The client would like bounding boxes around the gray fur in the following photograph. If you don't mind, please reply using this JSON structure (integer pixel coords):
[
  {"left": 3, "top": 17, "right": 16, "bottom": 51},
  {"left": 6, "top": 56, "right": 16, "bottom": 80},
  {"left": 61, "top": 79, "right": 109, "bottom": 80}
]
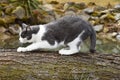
[
  {"left": 18, "top": 15, "right": 96, "bottom": 53},
  {"left": 20, "top": 25, "right": 40, "bottom": 40},
  {"left": 42, "top": 15, "right": 96, "bottom": 52}
]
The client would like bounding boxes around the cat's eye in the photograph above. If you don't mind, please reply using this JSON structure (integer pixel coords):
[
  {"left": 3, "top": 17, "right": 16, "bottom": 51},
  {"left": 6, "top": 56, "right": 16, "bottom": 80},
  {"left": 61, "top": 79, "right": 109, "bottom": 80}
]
[{"left": 21, "top": 31, "right": 27, "bottom": 38}]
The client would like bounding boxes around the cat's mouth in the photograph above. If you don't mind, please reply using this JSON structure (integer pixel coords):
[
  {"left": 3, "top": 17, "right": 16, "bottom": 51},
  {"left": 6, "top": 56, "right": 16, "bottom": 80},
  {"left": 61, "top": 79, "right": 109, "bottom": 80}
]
[{"left": 19, "top": 37, "right": 27, "bottom": 43}]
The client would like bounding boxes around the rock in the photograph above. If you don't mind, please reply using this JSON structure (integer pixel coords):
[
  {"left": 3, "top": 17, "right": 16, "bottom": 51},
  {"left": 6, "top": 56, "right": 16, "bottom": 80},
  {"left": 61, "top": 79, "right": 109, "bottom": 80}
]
[
  {"left": 4, "top": 16, "right": 16, "bottom": 24},
  {"left": 64, "top": 10, "right": 76, "bottom": 16},
  {"left": 112, "top": 32, "right": 117, "bottom": 37},
  {"left": 114, "top": 4, "right": 120, "bottom": 9},
  {"left": 112, "top": 48, "right": 119, "bottom": 53},
  {"left": 0, "top": 18, "right": 5, "bottom": 25},
  {"left": 78, "top": 12, "right": 90, "bottom": 21},
  {"left": 74, "top": 2, "right": 86, "bottom": 9},
  {"left": 0, "top": 26, "right": 6, "bottom": 33},
  {"left": 91, "top": 11, "right": 100, "bottom": 17},
  {"left": 83, "top": 8, "right": 94, "bottom": 14},
  {"left": 114, "top": 4, "right": 120, "bottom": 13},
  {"left": 115, "top": 13, "right": 120, "bottom": 20},
  {"left": 96, "top": 40, "right": 102, "bottom": 44},
  {"left": 116, "top": 34, "right": 120, "bottom": 41},
  {"left": 100, "top": 13, "right": 115, "bottom": 23},
  {"left": 38, "top": 14, "right": 55, "bottom": 23},
  {"left": 49, "top": 1, "right": 59, "bottom": 4},
  {"left": 40, "top": 4, "right": 54, "bottom": 11},
  {"left": 0, "top": 0, "right": 8, "bottom": 3},
  {"left": 63, "top": 3, "right": 71, "bottom": 11},
  {"left": 12, "top": 6, "right": 25, "bottom": 19},
  {"left": 93, "top": 25, "right": 103, "bottom": 32},
  {"left": 88, "top": 2, "right": 96, "bottom": 6},
  {"left": 8, "top": 24, "right": 19, "bottom": 35},
  {"left": 5, "top": 4, "right": 14, "bottom": 14},
  {"left": 54, "top": 11, "right": 63, "bottom": 19},
  {"left": 89, "top": 17, "right": 100, "bottom": 25},
  {"left": 63, "top": 2, "right": 75, "bottom": 11},
  {"left": 94, "top": 6, "right": 106, "bottom": 11},
  {"left": 103, "top": 27, "right": 109, "bottom": 33},
  {"left": 0, "top": 33, "right": 10, "bottom": 40},
  {"left": 118, "top": 20, "right": 120, "bottom": 26}
]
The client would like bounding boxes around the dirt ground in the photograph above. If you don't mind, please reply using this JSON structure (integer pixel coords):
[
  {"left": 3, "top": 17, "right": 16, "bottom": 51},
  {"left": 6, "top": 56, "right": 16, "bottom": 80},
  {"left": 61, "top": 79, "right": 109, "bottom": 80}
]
[{"left": 0, "top": 50, "right": 120, "bottom": 80}]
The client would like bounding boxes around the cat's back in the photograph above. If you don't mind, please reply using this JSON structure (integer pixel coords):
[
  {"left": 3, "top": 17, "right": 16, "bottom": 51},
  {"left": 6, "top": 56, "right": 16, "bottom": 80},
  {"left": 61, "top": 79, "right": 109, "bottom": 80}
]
[
  {"left": 55, "top": 15, "right": 84, "bottom": 26},
  {"left": 45, "top": 15, "right": 91, "bottom": 31}
]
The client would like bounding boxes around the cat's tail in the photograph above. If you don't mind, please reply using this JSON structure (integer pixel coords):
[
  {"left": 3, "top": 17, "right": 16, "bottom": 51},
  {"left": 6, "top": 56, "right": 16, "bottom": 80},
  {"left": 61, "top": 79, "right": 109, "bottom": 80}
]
[{"left": 89, "top": 28, "right": 96, "bottom": 53}]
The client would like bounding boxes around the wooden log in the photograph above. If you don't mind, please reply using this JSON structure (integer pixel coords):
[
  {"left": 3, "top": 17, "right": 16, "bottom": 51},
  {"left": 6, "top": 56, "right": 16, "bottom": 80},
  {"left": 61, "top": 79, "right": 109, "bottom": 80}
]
[{"left": 0, "top": 50, "right": 120, "bottom": 80}]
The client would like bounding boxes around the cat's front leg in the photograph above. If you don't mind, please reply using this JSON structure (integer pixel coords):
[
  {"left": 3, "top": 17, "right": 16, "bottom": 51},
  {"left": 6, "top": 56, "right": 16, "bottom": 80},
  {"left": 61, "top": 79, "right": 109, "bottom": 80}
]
[
  {"left": 17, "top": 47, "right": 28, "bottom": 52},
  {"left": 17, "top": 43, "right": 39, "bottom": 52},
  {"left": 17, "top": 41, "right": 58, "bottom": 52}
]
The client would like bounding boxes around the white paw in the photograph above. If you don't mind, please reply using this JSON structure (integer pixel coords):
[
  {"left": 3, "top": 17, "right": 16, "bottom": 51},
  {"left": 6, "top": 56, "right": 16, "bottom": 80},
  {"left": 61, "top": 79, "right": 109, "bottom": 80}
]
[
  {"left": 59, "top": 49, "right": 79, "bottom": 55},
  {"left": 59, "top": 49, "right": 72, "bottom": 55},
  {"left": 17, "top": 47, "right": 27, "bottom": 52}
]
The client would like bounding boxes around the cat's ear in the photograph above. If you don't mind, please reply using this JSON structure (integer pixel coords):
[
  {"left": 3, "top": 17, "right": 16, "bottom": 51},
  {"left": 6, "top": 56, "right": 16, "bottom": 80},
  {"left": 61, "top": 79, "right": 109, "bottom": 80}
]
[
  {"left": 22, "top": 23, "right": 28, "bottom": 28},
  {"left": 18, "top": 23, "right": 28, "bottom": 32}
]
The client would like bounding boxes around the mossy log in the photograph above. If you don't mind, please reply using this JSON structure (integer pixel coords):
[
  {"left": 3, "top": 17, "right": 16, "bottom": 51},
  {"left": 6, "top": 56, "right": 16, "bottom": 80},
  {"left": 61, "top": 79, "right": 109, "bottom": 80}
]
[{"left": 0, "top": 50, "right": 120, "bottom": 80}]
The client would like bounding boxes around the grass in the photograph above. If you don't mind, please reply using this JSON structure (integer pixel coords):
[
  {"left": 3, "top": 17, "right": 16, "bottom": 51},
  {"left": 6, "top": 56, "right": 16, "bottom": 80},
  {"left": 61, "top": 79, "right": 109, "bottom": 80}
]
[{"left": 39, "top": 0, "right": 120, "bottom": 6}]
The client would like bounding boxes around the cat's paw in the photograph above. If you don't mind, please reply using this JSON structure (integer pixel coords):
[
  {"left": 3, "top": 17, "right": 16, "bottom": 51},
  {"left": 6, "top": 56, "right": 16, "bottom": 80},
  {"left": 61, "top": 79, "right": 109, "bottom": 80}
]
[
  {"left": 17, "top": 47, "right": 27, "bottom": 52},
  {"left": 59, "top": 49, "right": 79, "bottom": 55},
  {"left": 59, "top": 49, "right": 72, "bottom": 55}
]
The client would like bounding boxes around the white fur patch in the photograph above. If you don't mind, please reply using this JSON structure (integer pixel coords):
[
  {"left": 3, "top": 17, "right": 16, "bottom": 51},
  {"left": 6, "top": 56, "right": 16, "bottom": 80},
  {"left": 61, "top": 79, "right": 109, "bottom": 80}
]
[{"left": 59, "top": 30, "right": 85, "bottom": 55}]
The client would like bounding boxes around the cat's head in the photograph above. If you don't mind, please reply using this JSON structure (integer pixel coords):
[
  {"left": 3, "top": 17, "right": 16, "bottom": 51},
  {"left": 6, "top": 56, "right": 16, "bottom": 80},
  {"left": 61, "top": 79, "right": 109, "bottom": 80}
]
[
  {"left": 15, "top": 19, "right": 39, "bottom": 43},
  {"left": 18, "top": 23, "right": 34, "bottom": 43}
]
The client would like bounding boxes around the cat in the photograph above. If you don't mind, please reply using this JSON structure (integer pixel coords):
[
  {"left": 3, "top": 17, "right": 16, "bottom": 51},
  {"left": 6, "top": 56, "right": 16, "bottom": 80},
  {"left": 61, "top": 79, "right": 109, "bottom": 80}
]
[{"left": 16, "top": 15, "right": 96, "bottom": 55}]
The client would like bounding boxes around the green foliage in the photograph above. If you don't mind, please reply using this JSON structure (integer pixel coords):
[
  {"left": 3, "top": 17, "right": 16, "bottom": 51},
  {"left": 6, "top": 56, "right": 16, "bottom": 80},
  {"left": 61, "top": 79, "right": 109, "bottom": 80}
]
[{"left": 9, "top": 0, "right": 40, "bottom": 17}]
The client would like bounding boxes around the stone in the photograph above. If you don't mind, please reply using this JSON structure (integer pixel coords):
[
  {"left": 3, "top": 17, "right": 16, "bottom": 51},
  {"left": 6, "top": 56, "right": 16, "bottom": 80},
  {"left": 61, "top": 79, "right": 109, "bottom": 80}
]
[
  {"left": 63, "top": 3, "right": 71, "bottom": 11},
  {"left": 83, "top": 8, "right": 94, "bottom": 14},
  {"left": 88, "top": 2, "right": 96, "bottom": 6},
  {"left": 114, "top": 4, "right": 120, "bottom": 9},
  {"left": 115, "top": 13, "right": 120, "bottom": 20},
  {"left": 40, "top": 4, "right": 54, "bottom": 11},
  {"left": 96, "top": 40, "right": 102, "bottom": 44},
  {"left": 0, "top": 18, "right": 5, "bottom": 25},
  {"left": 118, "top": 20, "right": 120, "bottom": 26},
  {"left": 63, "top": 2, "right": 75, "bottom": 11},
  {"left": 74, "top": 2, "right": 86, "bottom": 9},
  {"left": 0, "top": 26, "right": 6, "bottom": 33},
  {"left": 8, "top": 24, "right": 19, "bottom": 35},
  {"left": 0, "top": 33, "right": 10, "bottom": 40},
  {"left": 78, "top": 12, "right": 90, "bottom": 21},
  {"left": 116, "top": 34, "right": 120, "bottom": 41},
  {"left": 49, "top": 1, "right": 59, "bottom": 4},
  {"left": 100, "top": 13, "right": 115, "bottom": 22},
  {"left": 112, "top": 32, "right": 117, "bottom": 37},
  {"left": 12, "top": 6, "right": 25, "bottom": 19},
  {"left": 94, "top": 6, "right": 106, "bottom": 11},
  {"left": 5, "top": 4, "right": 14, "bottom": 14},
  {"left": 112, "top": 48, "right": 119, "bottom": 53},
  {"left": 64, "top": 10, "right": 76, "bottom": 16},
  {"left": 4, "top": 16, "right": 16, "bottom": 24},
  {"left": 38, "top": 14, "right": 55, "bottom": 23},
  {"left": 0, "top": 0, "right": 8, "bottom": 3},
  {"left": 93, "top": 25, "right": 103, "bottom": 32}
]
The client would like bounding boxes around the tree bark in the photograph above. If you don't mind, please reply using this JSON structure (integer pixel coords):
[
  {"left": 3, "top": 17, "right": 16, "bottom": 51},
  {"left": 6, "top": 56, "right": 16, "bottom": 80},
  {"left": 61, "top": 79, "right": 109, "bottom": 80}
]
[{"left": 0, "top": 50, "right": 120, "bottom": 80}]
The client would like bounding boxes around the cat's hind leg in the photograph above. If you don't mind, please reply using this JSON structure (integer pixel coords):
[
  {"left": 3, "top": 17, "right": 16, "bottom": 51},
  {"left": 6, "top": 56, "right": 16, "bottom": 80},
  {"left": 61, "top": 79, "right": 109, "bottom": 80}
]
[
  {"left": 59, "top": 39, "right": 82, "bottom": 55},
  {"left": 59, "top": 46, "right": 79, "bottom": 55}
]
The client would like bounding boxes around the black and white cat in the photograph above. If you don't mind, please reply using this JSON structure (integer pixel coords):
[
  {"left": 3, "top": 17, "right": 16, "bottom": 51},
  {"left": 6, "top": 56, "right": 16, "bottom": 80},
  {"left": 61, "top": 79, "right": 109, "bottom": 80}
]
[{"left": 16, "top": 15, "right": 96, "bottom": 55}]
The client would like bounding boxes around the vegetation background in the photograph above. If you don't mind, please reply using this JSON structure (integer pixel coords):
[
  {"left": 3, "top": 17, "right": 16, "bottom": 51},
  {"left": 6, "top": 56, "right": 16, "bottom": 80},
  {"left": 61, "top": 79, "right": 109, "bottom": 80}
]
[{"left": 39, "top": 0, "right": 120, "bottom": 6}]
